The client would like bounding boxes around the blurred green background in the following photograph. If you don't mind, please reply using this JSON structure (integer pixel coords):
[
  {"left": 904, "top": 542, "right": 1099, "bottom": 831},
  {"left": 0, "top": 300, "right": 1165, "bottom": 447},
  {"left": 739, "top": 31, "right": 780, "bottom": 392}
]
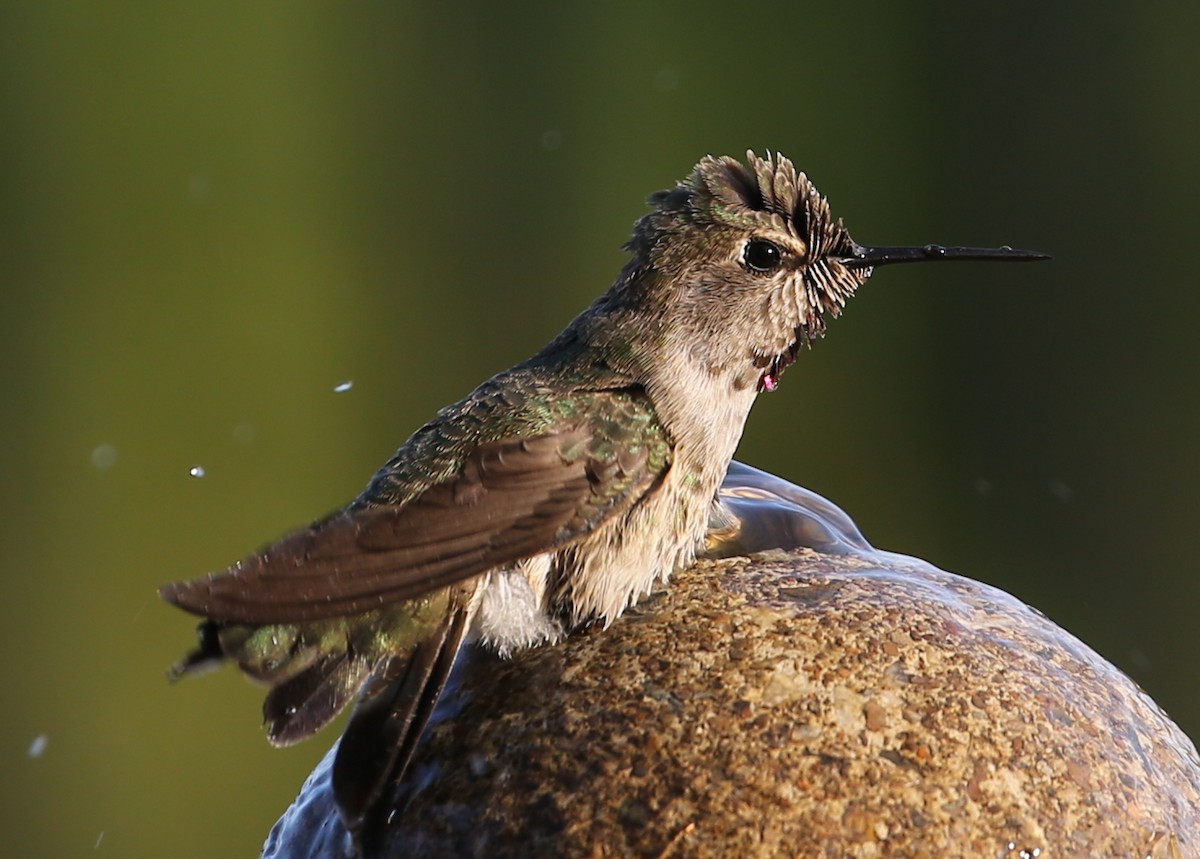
[{"left": 3, "top": 2, "right": 1198, "bottom": 856}]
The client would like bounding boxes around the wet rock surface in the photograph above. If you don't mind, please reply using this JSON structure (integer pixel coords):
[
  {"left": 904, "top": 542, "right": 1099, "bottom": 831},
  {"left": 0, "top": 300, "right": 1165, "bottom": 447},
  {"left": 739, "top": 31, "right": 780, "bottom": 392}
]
[{"left": 263, "top": 546, "right": 1200, "bottom": 858}]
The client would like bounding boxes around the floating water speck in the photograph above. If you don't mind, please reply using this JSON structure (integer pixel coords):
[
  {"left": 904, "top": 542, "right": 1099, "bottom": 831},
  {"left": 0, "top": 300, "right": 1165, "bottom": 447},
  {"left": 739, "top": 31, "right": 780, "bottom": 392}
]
[
  {"left": 94, "top": 831, "right": 104, "bottom": 849},
  {"left": 90, "top": 444, "right": 118, "bottom": 470},
  {"left": 28, "top": 734, "right": 48, "bottom": 758},
  {"left": 1049, "top": 479, "right": 1074, "bottom": 502},
  {"left": 187, "top": 171, "right": 211, "bottom": 202},
  {"left": 333, "top": 380, "right": 354, "bottom": 394},
  {"left": 655, "top": 68, "right": 680, "bottom": 92},
  {"left": 189, "top": 466, "right": 206, "bottom": 478},
  {"left": 232, "top": 422, "right": 255, "bottom": 445}
]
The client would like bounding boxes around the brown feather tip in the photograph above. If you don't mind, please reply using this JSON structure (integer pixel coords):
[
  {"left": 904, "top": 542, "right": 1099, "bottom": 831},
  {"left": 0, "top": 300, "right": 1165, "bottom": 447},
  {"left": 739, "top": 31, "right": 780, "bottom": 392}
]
[{"left": 158, "top": 578, "right": 211, "bottom": 615}]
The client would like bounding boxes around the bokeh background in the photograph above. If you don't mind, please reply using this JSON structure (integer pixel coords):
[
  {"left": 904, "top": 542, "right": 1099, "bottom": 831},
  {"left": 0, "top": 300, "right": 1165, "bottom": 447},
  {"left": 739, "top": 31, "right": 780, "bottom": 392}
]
[{"left": 3, "top": 3, "right": 1198, "bottom": 856}]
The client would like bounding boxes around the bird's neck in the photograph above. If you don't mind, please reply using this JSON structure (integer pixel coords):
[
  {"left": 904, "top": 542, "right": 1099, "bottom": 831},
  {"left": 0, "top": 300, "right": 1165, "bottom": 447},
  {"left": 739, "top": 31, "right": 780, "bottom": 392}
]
[
  {"left": 535, "top": 299, "right": 761, "bottom": 487},
  {"left": 646, "top": 356, "right": 759, "bottom": 489}
]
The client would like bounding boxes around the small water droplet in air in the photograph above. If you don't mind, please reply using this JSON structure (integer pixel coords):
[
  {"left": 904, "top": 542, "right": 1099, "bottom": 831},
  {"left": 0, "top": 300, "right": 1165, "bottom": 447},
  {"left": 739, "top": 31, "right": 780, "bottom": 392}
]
[
  {"left": 655, "top": 68, "right": 680, "bottom": 91},
  {"left": 333, "top": 380, "right": 354, "bottom": 393},
  {"left": 188, "top": 171, "right": 212, "bottom": 202},
  {"left": 1126, "top": 646, "right": 1152, "bottom": 672},
  {"left": 94, "top": 831, "right": 104, "bottom": 849},
  {"left": 28, "top": 734, "right": 48, "bottom": 758},
  {"left": 973, "top": 477, "right": 994, "bottom": 497},
  {"left": 90, "top": 444, "right": 118, "bottom": 470},
  {"left": 540, "top": 129, "right": 563, "bottom": 151},
  {"left": 1049, "top": 479, "right": 1073, "bottom": 502},
  {"left": 233, "top": 422, "right": 255, "bottom": 445},
  {"left": 189, "top": 466, "right": 206, "bottom": 478}
]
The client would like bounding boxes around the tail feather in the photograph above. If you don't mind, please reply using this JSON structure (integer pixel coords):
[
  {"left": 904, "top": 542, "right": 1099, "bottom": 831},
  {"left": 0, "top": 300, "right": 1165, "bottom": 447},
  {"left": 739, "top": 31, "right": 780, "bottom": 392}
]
[
  {"left": 165, "top": 621, "right": 226, "bottom": 682},
  {"left": 164, "top": 588, "right": 472, "bottom": 855},
  {"left": 333, "top": 599, "right": 472, "bottom": 854},
  {"left": 167, "top": 618, "right": 378, "bottom": 747},
  {"left": 264, "top": 652, "right": 372, "bottom": 747}
]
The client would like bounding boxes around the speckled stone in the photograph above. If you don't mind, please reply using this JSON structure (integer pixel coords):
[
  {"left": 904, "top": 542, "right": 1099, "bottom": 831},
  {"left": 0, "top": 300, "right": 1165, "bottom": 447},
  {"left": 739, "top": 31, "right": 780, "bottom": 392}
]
[{"left": 263, "top": 547, "right": 1200, "bottom": 859}]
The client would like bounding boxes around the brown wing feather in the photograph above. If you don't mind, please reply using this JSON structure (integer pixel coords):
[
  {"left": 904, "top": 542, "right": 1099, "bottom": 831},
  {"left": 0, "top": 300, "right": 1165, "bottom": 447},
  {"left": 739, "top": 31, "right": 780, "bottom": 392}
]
[{"left": 159, "top": 426, "right": 637, "bottom": 625}]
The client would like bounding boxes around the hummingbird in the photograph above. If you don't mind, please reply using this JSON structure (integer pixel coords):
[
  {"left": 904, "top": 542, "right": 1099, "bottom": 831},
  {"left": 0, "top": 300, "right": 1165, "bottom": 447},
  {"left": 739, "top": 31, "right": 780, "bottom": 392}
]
[{"left": 161, "top": 151, "right": 1046, "bottom": 854}]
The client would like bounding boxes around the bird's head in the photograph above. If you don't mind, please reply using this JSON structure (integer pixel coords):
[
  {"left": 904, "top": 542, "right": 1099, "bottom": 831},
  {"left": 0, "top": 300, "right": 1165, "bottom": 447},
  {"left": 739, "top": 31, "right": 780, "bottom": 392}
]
[{"left": 604, "top": 150, "right": 1045, "bottom": 394}]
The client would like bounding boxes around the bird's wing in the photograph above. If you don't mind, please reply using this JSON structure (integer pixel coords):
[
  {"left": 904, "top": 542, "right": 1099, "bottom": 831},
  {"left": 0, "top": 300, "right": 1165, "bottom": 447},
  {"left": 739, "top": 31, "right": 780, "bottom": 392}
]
[{"left": 159, "top": 391, "right": 671, "bottom": 625}]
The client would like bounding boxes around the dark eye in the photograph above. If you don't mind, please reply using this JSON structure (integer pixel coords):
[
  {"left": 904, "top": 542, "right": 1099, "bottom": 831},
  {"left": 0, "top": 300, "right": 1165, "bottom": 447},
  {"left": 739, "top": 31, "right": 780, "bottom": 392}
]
[{"left": 744, "top": 238, "right": 783, "bottom": 273}]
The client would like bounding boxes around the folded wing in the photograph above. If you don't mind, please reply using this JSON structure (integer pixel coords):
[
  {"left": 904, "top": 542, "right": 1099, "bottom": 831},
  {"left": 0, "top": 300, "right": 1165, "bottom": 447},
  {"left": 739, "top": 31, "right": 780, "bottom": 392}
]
[{"left": 160, "top": 407, "right": 670, "bottom": 625}]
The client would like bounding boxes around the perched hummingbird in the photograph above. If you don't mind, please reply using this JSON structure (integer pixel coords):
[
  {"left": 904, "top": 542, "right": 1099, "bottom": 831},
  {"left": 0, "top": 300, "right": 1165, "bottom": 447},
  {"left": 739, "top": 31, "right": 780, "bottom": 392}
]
[{"left": 161, "top": 151, "right": 1046, "bottom": 853}]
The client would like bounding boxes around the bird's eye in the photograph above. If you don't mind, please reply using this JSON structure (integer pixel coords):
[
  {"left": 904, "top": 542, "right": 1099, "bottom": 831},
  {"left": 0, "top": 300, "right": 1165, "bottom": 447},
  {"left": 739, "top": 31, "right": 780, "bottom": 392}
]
[{"left": 743, "top": 238, "right": 783, "bottom": 273}]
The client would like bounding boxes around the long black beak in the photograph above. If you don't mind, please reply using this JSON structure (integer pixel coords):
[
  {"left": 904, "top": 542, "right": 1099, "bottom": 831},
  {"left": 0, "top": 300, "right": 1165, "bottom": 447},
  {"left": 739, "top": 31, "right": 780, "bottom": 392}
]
[{"left": 840, "top": 243, "right": 1050, "bottom": 268}]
